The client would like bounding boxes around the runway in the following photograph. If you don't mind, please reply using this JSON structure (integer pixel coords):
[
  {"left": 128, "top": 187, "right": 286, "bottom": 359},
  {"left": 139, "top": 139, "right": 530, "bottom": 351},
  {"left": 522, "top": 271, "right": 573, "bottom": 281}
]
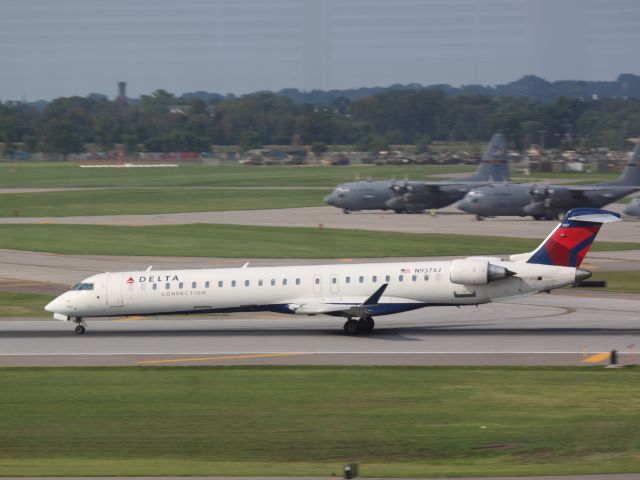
[{"left": 3, "top": 292, "right": 639, "bottom": 367}]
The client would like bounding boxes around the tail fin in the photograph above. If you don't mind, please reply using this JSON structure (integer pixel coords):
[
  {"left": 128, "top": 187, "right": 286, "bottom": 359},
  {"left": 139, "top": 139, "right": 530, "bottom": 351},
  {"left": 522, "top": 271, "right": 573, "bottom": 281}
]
[
  {"left": 510, "top": 208, "right": 620, "bottom": 267},
  {"left": 605, "top": 141, "right": 640, "bottom": 187},
  {"left": 468, "top": 133, "right": 509, "bottom": 182}
]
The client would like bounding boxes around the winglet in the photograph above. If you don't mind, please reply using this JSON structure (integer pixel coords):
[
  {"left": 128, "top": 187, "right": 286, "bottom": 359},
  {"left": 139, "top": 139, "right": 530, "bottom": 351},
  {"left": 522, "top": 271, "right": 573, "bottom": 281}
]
[{"left": 363, "top": 283, "right": 388, "bottom": 305}]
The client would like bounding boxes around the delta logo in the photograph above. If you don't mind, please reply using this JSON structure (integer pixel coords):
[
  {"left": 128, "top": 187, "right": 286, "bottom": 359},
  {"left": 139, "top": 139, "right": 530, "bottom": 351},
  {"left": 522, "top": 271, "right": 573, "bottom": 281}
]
[{"left": 126, "top": 277, "right": 135, "bottom": 284}]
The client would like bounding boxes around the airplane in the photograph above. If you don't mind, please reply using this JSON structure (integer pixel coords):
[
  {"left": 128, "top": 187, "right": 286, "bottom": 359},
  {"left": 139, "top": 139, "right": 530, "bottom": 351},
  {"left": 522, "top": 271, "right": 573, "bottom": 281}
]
[
  {"left": 623, "top": 196, "right": 640, "bottom": 216},
  {"left": 323, "top": 133, "right": 509, "bottom": 214},
  {"left": 458, "top": 141, "right": 640, "bottom": 220},
  {"left": 45, "top": 207, "right": 618, "bottom": 336}
]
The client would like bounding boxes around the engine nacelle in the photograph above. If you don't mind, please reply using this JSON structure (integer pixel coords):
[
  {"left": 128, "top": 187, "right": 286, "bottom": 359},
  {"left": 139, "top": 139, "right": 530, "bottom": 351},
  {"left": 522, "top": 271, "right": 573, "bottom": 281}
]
[{"left": 449, "top": 259, "right": 515, "bottom": 285}]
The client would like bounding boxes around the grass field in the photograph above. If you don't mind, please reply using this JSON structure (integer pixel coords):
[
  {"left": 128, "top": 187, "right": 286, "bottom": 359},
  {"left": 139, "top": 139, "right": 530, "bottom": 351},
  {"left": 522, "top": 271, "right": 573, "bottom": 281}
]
[
  {"left": 0, "top": 366, "right": 639, "bottom": 477},
  {"left": 590, "top": 270, "right": 640, "bottom": 293},
  {"left": 2, "top": 223, "right": 639, "bottom": 258},
  {"left": 0, "top": 188, "right": 325, "bottom": 217},
  {"left": 1, "top": 163, "right": 476, "bottom": 188},
  {"left": 0, "top": 291, "right": 54, "bottom": 317},
  {"left": 0, "top": 162, "right": 621, "bottom": 188}
]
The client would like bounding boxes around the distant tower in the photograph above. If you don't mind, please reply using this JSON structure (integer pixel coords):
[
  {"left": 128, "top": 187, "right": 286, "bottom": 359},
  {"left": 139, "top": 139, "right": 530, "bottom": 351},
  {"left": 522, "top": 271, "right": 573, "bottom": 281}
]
[{"left": 117, "top": 82, "right": 127, "bottom": 104}]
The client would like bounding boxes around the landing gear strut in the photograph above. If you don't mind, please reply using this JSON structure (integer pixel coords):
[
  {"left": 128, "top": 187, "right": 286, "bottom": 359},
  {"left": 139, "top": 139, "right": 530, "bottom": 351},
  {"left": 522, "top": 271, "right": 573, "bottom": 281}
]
[
  {"left": 343, "top": 316, "right": 375, "bottom": 335},
  {"left": 73, "top": 317, "right": 87, "bottom": 335}
]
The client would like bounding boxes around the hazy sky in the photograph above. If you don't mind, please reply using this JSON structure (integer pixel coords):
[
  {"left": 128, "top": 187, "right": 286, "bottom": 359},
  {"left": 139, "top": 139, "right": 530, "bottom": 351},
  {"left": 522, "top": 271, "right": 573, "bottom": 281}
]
[{"left": 2, "top": 0, "right": 640, "bottom": 101}]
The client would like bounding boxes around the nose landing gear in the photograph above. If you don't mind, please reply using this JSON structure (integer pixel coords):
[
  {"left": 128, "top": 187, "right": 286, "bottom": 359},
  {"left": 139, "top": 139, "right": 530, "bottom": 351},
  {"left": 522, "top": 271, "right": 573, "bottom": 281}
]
[
  {"left": 72, "top": 317, "right": 87, "bottom": 335},
  {"left": 343, "top": 316, "right": 375, "bottom": 335}
]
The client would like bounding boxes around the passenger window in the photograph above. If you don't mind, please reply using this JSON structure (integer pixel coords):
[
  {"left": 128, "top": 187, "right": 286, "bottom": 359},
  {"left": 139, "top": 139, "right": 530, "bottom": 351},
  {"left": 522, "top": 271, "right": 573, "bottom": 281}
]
[
  {"left": 424, "top": 274, "right": 429, "bottom": 281},
  {"left": 412, "top": 275, "right": 417, "bottom": 282},
  {"left": 165, "top": 283, "right": 170, "bottom": 289},
  {"left": 295, "top": 278, "right": 300, "bottom": 285},
  {"left": 192, "top": 281, "right": 197, "bottom": 288},
  {"left": 179, "top": 282, "right": 184, "bottom": 289},
  {"left": 372, "top": 275, "right": 377, "bottom": 282},
  {"left": 315, "top": 278, "right": 320, "bottom": 285},
  {"left": 259, "top": 279, "right": 263, "bottom": 286},
  {"left": 245, "top": 280, "right": 250, "bottom": 287},
  {"left": 231, "top": 280, "right": 236, "bottom": 287},
  {"left": 385, "top": 275, "right": 390, "bottom": 282},
  {"left": 218, "top": 280, "right": 223, "bottom": 288},
  {"left": 399, "top": 275, "right": 404, "bottom": 282},
  {"left": 205, "top": 281, "right": 210, "bottom": 288},
  {"left": 282, "top": 279, "right": 287, "bottom": 286},
  {"left": 359, "top": 276, "right": 364, "bottom": 283},
  {"left": 271, "top": 279, "right": 276, "bottom": 286},
  {"left": 152, "top": 284, "right": 157, "bottom": 290},
  {"left": 346, "top": 276, "right": 350, "bottom": 284},
  {"left": 331, "top": 277, "right": 337, "bottom": 284}
]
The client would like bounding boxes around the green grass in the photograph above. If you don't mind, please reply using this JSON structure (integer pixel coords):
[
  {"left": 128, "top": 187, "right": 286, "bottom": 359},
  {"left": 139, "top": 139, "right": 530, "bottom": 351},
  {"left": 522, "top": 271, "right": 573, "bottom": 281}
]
[
  {"left": 1, "top": 162, "right": 623, "bottom": 188},
  {"left": 0, "top": 163, "right": 475, "bottom": 188},
  {"left": 589, "top": 270, "right": 640, "bottom": 293},
  {"left": 0, "top": 366, "right": 639, "bottom": 476},
  {"left": 0, "top": 291, "right": 54, "bottom": 317},
  {"left": 1, "top": 224, "right": 639, "bottom": 258},
  {"left": 0, "top": 188, "right": 324, "bottom": 217}
]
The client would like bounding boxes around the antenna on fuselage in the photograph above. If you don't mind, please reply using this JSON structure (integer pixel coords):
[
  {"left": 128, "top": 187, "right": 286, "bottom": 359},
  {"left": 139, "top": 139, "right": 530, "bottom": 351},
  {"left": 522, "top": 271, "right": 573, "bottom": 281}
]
[
  {"left": 241, "top": 262, "right": 249, "bottom": 268},
  {"left": 146, "top": 266, "right": 153, "bottom": 271}
]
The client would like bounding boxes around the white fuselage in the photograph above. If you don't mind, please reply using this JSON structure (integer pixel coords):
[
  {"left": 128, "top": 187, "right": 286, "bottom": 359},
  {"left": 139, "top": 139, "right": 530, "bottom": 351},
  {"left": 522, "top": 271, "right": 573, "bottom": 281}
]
[{"left": 45, "top": 258, "right": 579, "bottom": 320}]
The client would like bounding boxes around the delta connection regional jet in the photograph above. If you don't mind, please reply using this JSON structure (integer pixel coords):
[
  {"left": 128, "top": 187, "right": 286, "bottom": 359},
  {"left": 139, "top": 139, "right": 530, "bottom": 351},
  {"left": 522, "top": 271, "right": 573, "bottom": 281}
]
[{"left": 46, "top": 208, "right": 619, "bottom": 335}]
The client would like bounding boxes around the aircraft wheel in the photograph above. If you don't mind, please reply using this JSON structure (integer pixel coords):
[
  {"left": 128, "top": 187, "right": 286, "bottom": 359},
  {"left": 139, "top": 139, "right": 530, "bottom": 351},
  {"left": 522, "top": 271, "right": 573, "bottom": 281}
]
[
  {"left": 343, "top": 319, "right": 360, "bottom": 335},
  {"left": 545, "top": 214, "right": 556, "bottom": 220},
  {"left": 359, "top": 317, "right": 375, "bottom": 333},
  {"left": 533, "top": 215, "right": 542, "bottom": 220},
  {"left": 343, "top": 209, "right": 351, "bottom": 214},
  {"left": 476, "top": 215, "right": 485, "bottom": 221},
  {"left": 74, "top": 325, "right": 86, "bottom": 335}
]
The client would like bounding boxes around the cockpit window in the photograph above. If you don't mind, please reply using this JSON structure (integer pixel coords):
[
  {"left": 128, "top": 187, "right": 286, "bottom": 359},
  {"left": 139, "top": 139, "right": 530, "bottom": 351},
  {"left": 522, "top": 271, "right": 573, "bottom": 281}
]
[{"left": 71, "top": 282, "right": 94, "bottom": 291}]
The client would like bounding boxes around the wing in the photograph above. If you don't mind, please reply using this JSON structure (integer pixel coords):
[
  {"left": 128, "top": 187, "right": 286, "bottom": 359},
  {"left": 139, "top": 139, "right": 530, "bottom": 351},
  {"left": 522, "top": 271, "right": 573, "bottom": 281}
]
[{"left": 287, "top": 283, "right": 389, "bottom": 316}]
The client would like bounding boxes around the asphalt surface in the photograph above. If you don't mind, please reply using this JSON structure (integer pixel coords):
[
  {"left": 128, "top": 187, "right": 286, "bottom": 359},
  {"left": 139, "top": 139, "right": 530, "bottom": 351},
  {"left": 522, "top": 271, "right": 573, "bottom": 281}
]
[
  {"left": 4, "top": 477, "right": 640, "bottom": 480},
  {"left": 2, "top": 204, "right": 639, "bottom": 242},
  {"left": 3, "top": 292, "right": 639, "bottom": 367}
]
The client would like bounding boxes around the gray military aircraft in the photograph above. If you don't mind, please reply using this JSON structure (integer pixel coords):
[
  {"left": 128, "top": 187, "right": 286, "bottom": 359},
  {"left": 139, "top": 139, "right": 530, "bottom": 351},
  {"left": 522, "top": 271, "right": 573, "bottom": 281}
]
[
  {"left": 458, "top": 141, "right": 640, "bottom": 220},
  {"left": 624, "top": 196, "right": 640, "bottom": 216},
  {"left": 324, "top": 133, "right": 509, "bottom": 214}
]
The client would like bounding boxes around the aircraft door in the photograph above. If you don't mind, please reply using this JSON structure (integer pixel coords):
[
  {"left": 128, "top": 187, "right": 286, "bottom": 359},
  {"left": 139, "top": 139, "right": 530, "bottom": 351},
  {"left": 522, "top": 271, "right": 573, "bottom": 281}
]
[
  {"left": 313, "top": 275, "right": 322, "bottom": 294},
  {"left": 330, "top": 274, "right": 339, "bottom": 294},
  {"left": 106, "top": 273, "right": 124, "bottom": 307}
]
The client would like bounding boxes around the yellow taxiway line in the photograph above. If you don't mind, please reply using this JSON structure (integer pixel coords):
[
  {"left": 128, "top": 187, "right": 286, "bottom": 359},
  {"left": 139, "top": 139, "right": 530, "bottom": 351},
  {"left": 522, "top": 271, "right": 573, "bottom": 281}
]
[
  {"left": 112, "top": 316, "right": 146, "bottom": 322},
  {"left": 137, "top": 352, "right": 305, "bottom": 365},
  {"left": 583, "top": 352, "right": 611, "bottom": 363}
]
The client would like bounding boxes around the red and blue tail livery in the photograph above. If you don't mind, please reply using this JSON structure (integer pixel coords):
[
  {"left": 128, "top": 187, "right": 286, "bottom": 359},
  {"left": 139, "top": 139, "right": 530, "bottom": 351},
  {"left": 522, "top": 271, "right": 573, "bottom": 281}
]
[{"left": 525, "top": 208, "right": 621, "bottom": 267}]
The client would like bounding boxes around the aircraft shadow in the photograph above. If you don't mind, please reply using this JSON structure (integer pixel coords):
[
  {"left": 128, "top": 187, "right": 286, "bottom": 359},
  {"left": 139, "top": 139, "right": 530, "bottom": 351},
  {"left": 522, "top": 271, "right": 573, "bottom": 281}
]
[{"left": 4, "top": 325, "right": 640, "bottom": 340}]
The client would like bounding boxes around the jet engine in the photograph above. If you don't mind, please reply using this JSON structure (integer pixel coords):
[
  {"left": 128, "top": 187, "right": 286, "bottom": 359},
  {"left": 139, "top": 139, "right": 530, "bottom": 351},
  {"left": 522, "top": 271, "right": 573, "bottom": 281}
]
[{"left": 449, "top": 259, "right": 515, "bottom": 285}]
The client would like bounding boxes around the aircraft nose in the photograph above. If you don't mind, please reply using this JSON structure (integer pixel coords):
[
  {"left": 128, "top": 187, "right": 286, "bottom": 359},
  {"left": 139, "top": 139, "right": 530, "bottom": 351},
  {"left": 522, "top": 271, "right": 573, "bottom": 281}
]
[
  {"left": 325, "top": 194, "right": 340, "bottom": 206},
  {"left": 44, "top": 297, "right": 62, "bottom": 313},
  {"left": 457, "top": 198, "right": 473, "bottom": 213}
]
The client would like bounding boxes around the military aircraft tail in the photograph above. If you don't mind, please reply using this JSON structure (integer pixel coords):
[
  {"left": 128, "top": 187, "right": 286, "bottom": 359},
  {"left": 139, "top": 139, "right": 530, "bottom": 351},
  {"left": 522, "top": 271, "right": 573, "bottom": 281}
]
[
  {"left": 465, "top": 133, "right": 509, "bottom": 182},
  {"left": 510, "top": 208, "right": 620, "bottom": 267},
  {"left": 602, "top": 141, "right": 640, "bottom": 187}
]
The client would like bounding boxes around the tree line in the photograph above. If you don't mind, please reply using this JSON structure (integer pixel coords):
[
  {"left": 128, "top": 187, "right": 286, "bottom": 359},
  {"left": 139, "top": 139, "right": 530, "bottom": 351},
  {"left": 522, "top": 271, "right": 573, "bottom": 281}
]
[{"left": 2, "top": 86, "right": 640, "bottom": 156}]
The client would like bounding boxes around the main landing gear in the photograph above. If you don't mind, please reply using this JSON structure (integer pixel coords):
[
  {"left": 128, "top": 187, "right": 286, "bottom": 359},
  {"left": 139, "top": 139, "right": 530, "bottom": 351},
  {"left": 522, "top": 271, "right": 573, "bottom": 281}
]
[
  {"left": 343, "top": 316, "right": 375, "bottom": 335},
  {"left": 73, "top": 317, "right": 87, "bottom": 335}
]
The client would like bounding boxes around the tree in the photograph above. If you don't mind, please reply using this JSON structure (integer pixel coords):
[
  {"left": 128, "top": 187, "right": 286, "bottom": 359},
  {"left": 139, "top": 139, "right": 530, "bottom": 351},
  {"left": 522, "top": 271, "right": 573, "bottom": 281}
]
[{"left": 311, "top": 141, "right": 328, "bottom": 157}]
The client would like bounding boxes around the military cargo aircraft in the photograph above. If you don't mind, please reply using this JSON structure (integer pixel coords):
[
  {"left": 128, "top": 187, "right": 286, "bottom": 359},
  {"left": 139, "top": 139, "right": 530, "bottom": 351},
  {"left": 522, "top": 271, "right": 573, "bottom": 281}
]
[
  {"left": 324, "top": 133, "right": 509, "bottom": 214},
  {"left": 458, "top": 141, "right": 640, "bottom": 220},
  {"left": 624, "top": 196, "right": 640, "bottom": 216}
]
